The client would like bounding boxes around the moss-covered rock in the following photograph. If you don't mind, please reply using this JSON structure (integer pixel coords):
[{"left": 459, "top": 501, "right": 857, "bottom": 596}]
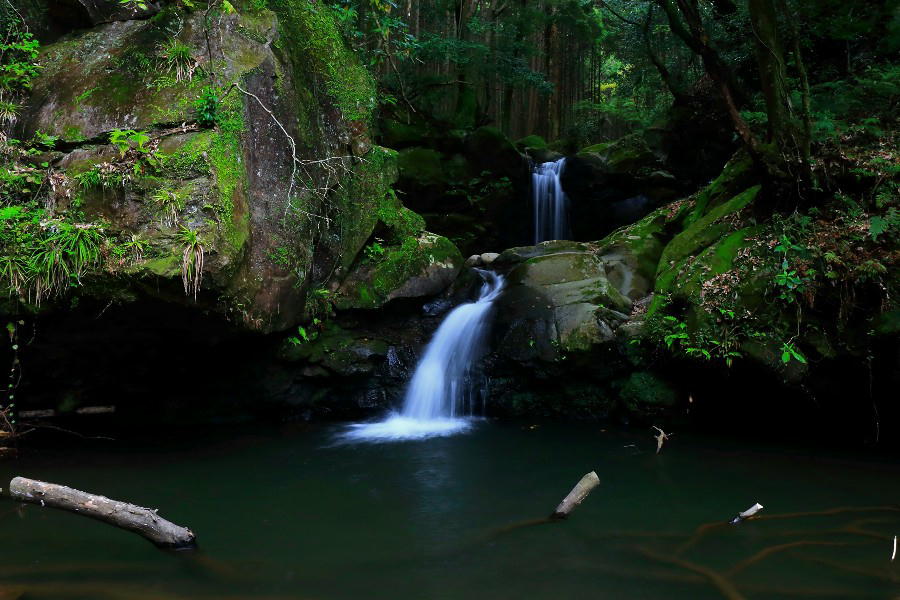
[
  {"left": 336, "top": 232, "right": 463, "bottom": 310},
  {"left": 515, "top": 134, "right": 547, "bottom": 151},
  {"left": 560, "top": 133, "right": 681, "bottom": 242},
  {"left": 279, "top": 322, "right": 390, "bottom": 376},
  {"left": 9, "top": 5, "right": 404, "bottom": 333},
  {"left": 493, "top": 241, "right": 632, "bottom": 360}
]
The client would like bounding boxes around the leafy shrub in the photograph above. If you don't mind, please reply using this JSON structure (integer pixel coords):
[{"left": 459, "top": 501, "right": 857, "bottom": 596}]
[{"left": 195, "top": 87, "right": 220, "bottom": 127}]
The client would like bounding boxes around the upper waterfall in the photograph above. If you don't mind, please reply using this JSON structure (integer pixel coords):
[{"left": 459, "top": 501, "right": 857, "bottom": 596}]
[{"left": 532, "top": 158, "right": 570, "bottom": 243}]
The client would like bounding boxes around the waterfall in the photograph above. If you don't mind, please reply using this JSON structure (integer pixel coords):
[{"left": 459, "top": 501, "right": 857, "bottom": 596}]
[
  {"left": 532, "top": 158, "right": 570, "bottom": 243},
  {"left": 341, "top": 270, "right": 505, "bottom": 442}
]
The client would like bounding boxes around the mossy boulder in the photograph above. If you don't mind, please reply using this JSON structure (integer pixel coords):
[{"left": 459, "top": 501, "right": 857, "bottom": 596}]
[
  {"left": 515, "top": 134, "right": 547, "bottom": 151},
  {"left": 595, "top": 204, "right": 681, "bottom": 300},
  {"left": 560, "top": 133, "right": 681, "bottom": 242},
  {"left": 397, "top": 148, "right": 449, "bottom": 187},
  {"left": 11, "top": 5, "right": 401, "bottom": 333},
  {"left": 493, "top": 241, "right": 632, "bottom": 360},
  {"left": 336, "top": 233, "right": 463, "bottom": 310},
  {"left": 604, "top": 133, "right": 661, "bottom": 175}
]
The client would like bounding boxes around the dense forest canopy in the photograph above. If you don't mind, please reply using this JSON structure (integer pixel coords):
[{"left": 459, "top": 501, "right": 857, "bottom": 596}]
[{"left": 327, "top": 0, "right": 897, "bottom": 150}]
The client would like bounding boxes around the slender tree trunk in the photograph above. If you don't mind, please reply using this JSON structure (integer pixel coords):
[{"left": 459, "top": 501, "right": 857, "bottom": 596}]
[
  {"left": 777, "top": 0, "right": 813, "bottom": 170},
  {"left": 748, "top": 0, "right": 790, "bottom": 144}
]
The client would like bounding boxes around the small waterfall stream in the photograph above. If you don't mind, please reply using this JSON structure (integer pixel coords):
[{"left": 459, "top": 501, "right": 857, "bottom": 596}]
[
  {"left": 342, "top": 270, "right": 505, "bottom": 442},
  {"left": 532, "top": 158, "right": 570, "bottom": 243}
]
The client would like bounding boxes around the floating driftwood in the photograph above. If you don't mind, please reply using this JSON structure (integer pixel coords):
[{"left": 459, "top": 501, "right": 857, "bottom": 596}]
[
  {"left": 652, "top": 426, "right": 671, "bottom": 454},
  {"left": 730, "top": 502, "right": 764, "bottom": 525},
  {"left": 9, "top": 477, "right": 195, "bottom": 549},
  {"left": 552, "top": 471, "right": 600, "bottom": 519}
]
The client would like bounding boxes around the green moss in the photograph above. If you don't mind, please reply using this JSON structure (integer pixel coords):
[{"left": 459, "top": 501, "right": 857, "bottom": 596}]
[
  {"left": 380, "top": 119, "right": 430, "bottom": 148},
  {"left": 684, "top": 153, "right": 754, "bottom": 227},
  {"left": 579, "top": 142, "right": 612, "bottom": 154},
  {"left": 370, "top": 235, "right": 431, "bottom": 298},
  {"left": 144, "top": 254, "right": 181, "bottom": 277},
  {"left": 330, "top": 146, "right": 405, "bottom": 269},
  {"left": 61, "top": 126, "right": 86, "bottom": 142},
  {"left": 657, "top": 185, "right": 760, "bottom": 273},
  {"left": 266, "top": 0, "right": 376, "bottom": 122},
  {"left": 339, "top": 233, "right": 461, "bottom": 309},
  {"left": 598, "top": 208, "right": 670, "bottom": 281},
  {"left": 515, "top": 134, "right": 547, "bottom": 150},
  {"left": 163, "top": 131, "right": 216, "bottom": 178},
  {"left": 676, "top": 225, "right": 764, "bottom": 301},
  {"left": 377, "top": 192, "right": 426, "bottom": 240},
  {"left": 206, "top": 91, "right": 250, "bottom": 254}
]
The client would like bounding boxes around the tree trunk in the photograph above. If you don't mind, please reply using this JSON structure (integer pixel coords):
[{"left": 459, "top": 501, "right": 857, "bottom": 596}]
[
  {"left": 9, "top": 477, "right": 196, "bottom": 549},
  {"left": 748, "top": 0, "right": 790, "bottom": 145}
]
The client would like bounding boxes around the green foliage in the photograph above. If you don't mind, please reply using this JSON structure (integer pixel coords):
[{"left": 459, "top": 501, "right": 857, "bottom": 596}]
[
  {"left": 287, "top": 318, "right": 322, "bottom": 346},
  {"left": 0, "top": 203, "right": 116, "bottom": 305},
  {"left": 119, "top": 0, "right": 150, "bottom": 10},
  {"left": 809, "top": 64, "right": 900, "bottom": 141},
  {"left": 150, "top": 186, "right": 187, "bottom": 227},
  {"left": 31, "top": 131, "right": 58, "bottom": 149},
  {"left": 869, "top": 207, "right": 899, "bottom": 242},
  {"left": 363, "top": 239, "right": 385, "bottom": 261},
  {"left": 0, "top": 100, "right": 18, "bottom": 124},
  {"left": 108, "top": 129, "right": 152, "bottom": 157},
  {"left": 195, "top": 86, "right": 220, "bottom": 127},
  {"left": 268, "top": 0, "right": 377, "bottom": 121},
  {"left": 780, "top": 340, "right": 807, "bottom": 365},
  {"left": 73, "top": 169, "right": 104, "bottom": 189},
  {"left": 0, "top": 27, "right": 39, "bottom": 101},
  {"left": 654, "top": 313, "right": 744, "bottom": 367}
]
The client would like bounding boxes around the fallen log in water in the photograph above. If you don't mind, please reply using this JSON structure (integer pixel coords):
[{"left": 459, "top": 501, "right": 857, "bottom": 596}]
[
  {"left": 551, "top": 471, "right": 600, "bottom": 519},
  {"left": 8, "top": 477, "right": 196, "bottom": 549}
]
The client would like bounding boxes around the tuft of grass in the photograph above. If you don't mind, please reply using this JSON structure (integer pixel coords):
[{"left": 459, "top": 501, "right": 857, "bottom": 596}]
[
  {"left": 0, "top": 101, "right": 18, "bottom": 125},
  {"left": 29, "top": 222, "right": 104, "bottom": 303},
  {"left": 179, "top": 226, "right": 204, "bottom": 300},
  {"left": 150, "top": 187, "right": 185, "bottom": 227},
  {"left": 159, "top": 39, "right": 198, "bottom": 83}
]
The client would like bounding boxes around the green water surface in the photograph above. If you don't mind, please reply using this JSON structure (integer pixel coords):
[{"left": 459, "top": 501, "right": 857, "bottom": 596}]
[{"left": 1, "top": 422, "right": 898, "bottom": 599}]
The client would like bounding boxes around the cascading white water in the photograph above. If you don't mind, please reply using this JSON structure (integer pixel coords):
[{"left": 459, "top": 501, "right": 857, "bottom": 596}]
[
  {"left": 532, "top": 158, "right": 570, "bottom": 243},
  {"left": 341, "top": 270, "right": 505, "bottom": 442}
]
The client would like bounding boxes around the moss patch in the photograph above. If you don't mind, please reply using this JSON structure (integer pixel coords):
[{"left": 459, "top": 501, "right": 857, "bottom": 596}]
[{"left": 266, "top": 0, "right": 376, "bottom": 122}]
